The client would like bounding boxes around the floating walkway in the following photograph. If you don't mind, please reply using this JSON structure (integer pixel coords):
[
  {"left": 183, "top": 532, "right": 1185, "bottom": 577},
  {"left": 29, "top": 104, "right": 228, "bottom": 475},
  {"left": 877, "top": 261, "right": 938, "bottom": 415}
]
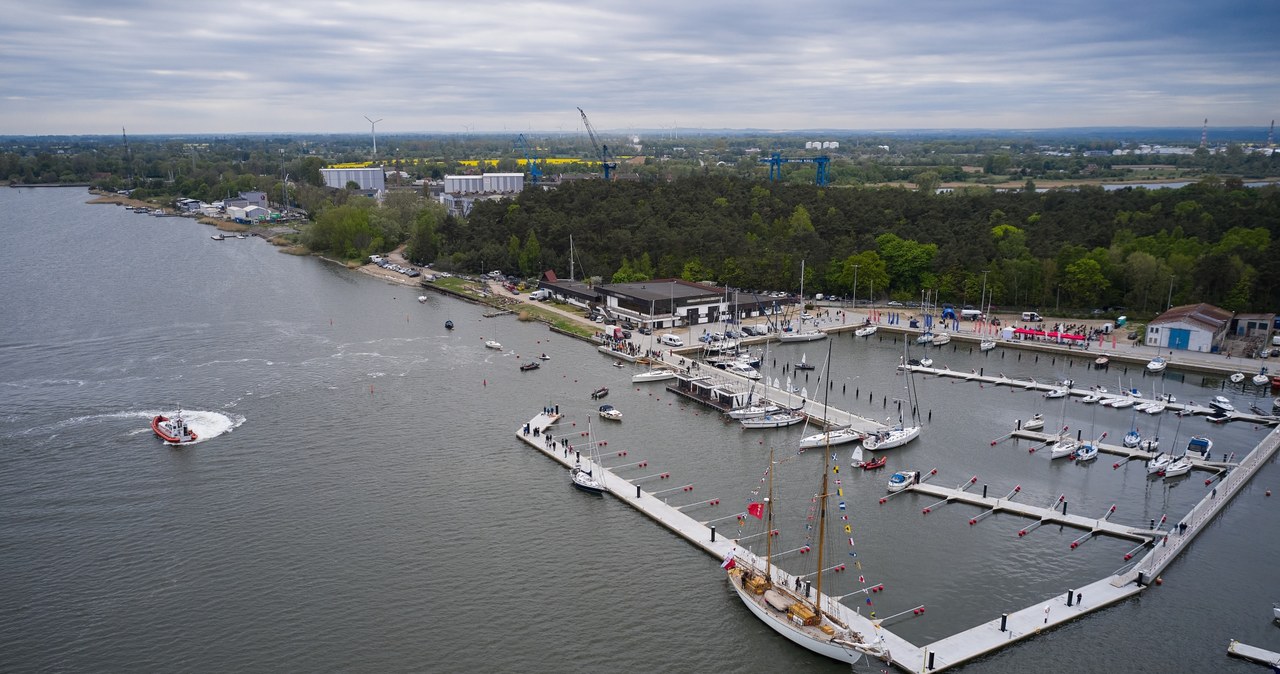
[
  {"left": 907, "top": 480, "right": 1159, "bottom": 543},
  {"left": 901, "top": 364, "right": 1280, "bottom": 426},
  {"left": 1227, "top": 639, "right": 1280, "bottom": 668},
  {"left": 519, "top": 405, "right": 1280, "bottom": 672}
]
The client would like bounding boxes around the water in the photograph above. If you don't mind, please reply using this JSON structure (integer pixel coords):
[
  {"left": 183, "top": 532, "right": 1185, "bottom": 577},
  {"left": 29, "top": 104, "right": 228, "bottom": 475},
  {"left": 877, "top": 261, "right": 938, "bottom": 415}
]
[{"left": 1, "top": 188, "right": 1276, "bottom": 672}]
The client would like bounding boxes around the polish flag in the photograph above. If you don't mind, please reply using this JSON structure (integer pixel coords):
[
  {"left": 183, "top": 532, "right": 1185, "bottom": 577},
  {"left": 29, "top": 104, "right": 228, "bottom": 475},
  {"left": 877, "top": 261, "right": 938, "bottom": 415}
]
[{"left": 720, "top": 550, "right": 737, "bottom": 570}]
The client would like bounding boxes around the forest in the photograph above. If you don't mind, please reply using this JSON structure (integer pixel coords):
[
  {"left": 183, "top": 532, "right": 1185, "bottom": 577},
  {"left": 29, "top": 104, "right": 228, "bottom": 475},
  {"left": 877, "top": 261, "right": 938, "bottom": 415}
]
[{"left": 440, "top": 176, "right": 1280, "bottom": 316}]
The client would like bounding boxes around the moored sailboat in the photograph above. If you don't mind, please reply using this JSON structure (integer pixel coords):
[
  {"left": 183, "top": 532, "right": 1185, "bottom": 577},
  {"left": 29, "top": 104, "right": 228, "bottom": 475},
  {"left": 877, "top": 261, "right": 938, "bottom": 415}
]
[{"left": 724, "top": 344, "right": 890, "bottom": 666}]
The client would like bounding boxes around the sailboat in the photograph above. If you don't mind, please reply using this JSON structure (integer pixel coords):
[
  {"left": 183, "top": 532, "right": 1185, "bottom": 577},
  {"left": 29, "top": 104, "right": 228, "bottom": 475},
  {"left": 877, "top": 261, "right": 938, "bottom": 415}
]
[
  {"left": 570, "top": 421, "right": 608, "bottom": 495},
  {"left": 725, "top": 344, "right": 890, "bottom": 665},
  {"left": 1046, "top": 393, "right": 1076, "bottom": 459},
  {"left": 864, "top": 346, "right": 923, "bottom": 451},
  {"left": 779, "top": 260, "right": 827, "bottom": 343}
]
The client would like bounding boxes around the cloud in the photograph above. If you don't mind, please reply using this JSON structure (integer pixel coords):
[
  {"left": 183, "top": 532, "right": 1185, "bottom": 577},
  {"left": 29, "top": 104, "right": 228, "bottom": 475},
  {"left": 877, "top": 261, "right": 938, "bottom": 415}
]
[{"left": 1, "top": 0, "right": 1276, "bottom": 134}]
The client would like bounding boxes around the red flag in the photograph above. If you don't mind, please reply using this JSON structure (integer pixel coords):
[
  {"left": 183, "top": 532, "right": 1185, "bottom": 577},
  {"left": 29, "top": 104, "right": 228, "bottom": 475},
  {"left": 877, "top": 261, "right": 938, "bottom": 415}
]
[
  {"left": 720, "top": 550, "right": 737, "bottom": 570},
  {"left": 747, "top": 502, "right": 764, "bottom": 520}
]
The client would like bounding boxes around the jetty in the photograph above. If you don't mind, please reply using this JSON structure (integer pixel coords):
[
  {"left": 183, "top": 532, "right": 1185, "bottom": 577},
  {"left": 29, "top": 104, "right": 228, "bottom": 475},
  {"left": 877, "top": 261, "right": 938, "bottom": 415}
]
[
  {"left": 1227, "top": 640, "right": 1280, "bottom": 668},
  {"left": 899, "top": 364, "right": 1280, "bottom": 426},
  {"left": 519, "top": 401, "right": 1280, "bottom": 672}
]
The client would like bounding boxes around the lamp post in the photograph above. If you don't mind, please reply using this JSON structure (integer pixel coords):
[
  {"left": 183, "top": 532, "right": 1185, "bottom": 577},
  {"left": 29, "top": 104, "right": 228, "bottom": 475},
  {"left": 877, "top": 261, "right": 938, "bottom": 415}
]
[
  {"left": 1167, "top": 275, "right": 1175, "bottom": 310},
  {"left": 852, "top": 264, "right": 860, "bottom": 315},
  {"left": 1056, "top": 284, "right": 1061, "bottom": 314}
]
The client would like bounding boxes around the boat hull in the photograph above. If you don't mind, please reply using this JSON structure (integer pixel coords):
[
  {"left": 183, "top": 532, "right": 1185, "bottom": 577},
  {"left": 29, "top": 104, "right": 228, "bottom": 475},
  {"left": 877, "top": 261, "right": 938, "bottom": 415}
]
[
  {"left": 863, "top": 426, "right": 920, "bottom": 451},
  {"left": 151, "top": 415, "right": 197, "bottom": 444},
  {"left": 778, "top": 331, "right": 827, "bottom": 343},
  {"left": 728, "top": 572, "right": 885, "bottom": 666}
]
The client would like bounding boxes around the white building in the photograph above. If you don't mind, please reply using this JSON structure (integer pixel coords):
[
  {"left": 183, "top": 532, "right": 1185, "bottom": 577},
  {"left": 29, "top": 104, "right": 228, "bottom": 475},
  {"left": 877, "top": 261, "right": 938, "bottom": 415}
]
[
  {"left": 443, "top": 175, "right": 484, "bottom": 194},
  {"left": 442, "top": 173, "right": 525, "bottom": 195},
  {"left": 227, "top": 204, "right": 271, "bottom": 222},
  {"left": 321, "top": 167, "right": 386, "bottom": 193},
  {"left": 1145, "top": 303, "right": 1232, "bottom": 353}
]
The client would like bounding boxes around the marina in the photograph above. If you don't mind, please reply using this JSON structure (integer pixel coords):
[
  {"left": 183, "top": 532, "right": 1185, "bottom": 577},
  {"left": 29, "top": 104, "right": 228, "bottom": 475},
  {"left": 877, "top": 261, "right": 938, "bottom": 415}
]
[
  {"left": 519, "top": 402, "right": 1280, "bottom": 672},
  {"left": 5, "top": 188, "right": 1279, "bottom": 674}
]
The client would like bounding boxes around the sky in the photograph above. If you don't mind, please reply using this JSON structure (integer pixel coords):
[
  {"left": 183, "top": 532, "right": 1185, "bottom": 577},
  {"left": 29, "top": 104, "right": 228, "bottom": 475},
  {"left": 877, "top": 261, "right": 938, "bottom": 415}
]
[{"left": 2, "top": 0, "right": 1278, "bottom": 136}]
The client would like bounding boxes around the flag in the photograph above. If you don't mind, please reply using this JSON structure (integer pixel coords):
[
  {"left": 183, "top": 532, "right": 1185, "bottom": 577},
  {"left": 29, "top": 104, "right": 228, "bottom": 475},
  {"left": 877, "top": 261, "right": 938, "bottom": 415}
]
[
  {"left": 844, "top": 524, "right": 852, "bottom": 533},
  {"left": 859, "top": 575, "right": 865, "bottom": 583},
  {"left": 720, "top": 550, "right": 736, "bottom": 570},
  {"left": 747, "top": 502, "right": 764, "bottom": 520},
  {"left": 848, "top": 537, "right": 855, "bottom": 546}
]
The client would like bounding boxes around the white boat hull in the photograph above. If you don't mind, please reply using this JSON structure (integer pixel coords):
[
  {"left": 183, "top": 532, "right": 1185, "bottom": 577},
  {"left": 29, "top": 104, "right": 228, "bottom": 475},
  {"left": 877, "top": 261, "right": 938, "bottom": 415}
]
[
  {"left": 863, "top": 426, "right": 921, "bottom": 451},
  {"left": 632, "top": 369, "right": 676, "bottom": 383},
  {"left": 729, "top": 404, "right": 780, "bottom": 420},
  {"left": 778, "top": 330, "right": 827, "bottom": 342},
  {"left": 741, "top": 414, "right": 805, "bottom": 429},
  {"left": 1049, "top": 439, "right": 1078, "bottom": 459},
  {"left": 979, "top": 341, "right": 996, "bottom": 352},
  {"left": 728, "top": 571, "right": 888, "bottom": 666},
  {"left": 855, "top": 326, "right": 877, "bottom": 337},
  {"left": 798, "top": 428, "right": 865, "bottom": 450}
]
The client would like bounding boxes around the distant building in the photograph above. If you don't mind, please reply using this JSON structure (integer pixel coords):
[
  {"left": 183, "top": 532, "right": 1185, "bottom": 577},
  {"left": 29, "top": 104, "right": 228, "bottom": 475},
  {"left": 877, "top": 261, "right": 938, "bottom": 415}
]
[
  {"left": 438, "top": 173, "right": 526, "bottom": 216},
  {"left": 320, "top": 167, "right": 385, "bottom": 193},
  {"left": 1146, "top": 303, "right": 1232, "bottom": 352}
]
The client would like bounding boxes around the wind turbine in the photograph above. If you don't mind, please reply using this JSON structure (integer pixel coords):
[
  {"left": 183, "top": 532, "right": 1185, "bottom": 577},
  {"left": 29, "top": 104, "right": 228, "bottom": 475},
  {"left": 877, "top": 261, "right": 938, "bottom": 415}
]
[{"left": 364, "top": 116, "right": 383, "bottom": 160}]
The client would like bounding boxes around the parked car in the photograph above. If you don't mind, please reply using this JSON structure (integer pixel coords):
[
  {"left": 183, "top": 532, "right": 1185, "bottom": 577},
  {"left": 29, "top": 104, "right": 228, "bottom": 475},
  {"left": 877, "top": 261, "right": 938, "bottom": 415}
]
[{"left": 638, "top": 326, "right": 652, "bottom": 335}]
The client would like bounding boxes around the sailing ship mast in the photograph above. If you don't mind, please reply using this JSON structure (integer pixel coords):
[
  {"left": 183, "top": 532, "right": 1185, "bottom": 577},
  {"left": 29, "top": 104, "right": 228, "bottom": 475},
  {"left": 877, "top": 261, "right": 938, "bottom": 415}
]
[{"left": 813, "top": 338, "right": 834, "bottom": 615}]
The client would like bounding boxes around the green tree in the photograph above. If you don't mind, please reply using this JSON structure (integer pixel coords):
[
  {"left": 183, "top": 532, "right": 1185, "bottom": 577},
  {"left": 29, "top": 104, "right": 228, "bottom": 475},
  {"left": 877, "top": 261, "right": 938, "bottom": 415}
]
[
  {"left": 875, "top": 233, "right": 937, "bottom": 294},
  {"left": 519, "top": 229, "right": 542, "bottom": 277},
  {"left": 1063, "top": 258, "right": 1108, "bottom": 307}
]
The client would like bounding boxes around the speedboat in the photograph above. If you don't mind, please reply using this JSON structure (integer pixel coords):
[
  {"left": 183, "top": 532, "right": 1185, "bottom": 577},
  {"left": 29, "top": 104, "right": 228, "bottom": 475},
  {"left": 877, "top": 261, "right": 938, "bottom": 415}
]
[
  {"left": 886, "top": 470, "right": 920, "bottom": 493},
  {"left": 485, "top": 340, "right": 502, "bottom": 350},
  {"left": 1094, "top": 356, "right": 1110, "bottom": 369},
  {"left": 919, "top": 357, "right": 934, "bottom": 368},
  {"left": 1161, "top": 456, "right": 1193, "bottom": 478},
  {"left": 1122, "top": 429, "right": 1142, "bottom": 448},
  {"left": 632, "top": 368, "right": 676, "bottom": 383},
  {"left": 855, "top": 325, "right": 877, "bottom": 337},
  {"left": 210, "top": 233, "right": 226, "bottom": 240},
  {"left": 1210, "top": 396, "right": 1234, "bottom": 412},
  {"left": 860, "top": 455, "right": 888, "bottom": 470},
  {"left": 151, "top": 410, "right": 197, "bottom": 445},
  {"left": 1229, "top": 372, "right": 1245, "bottom": 384},
  {"left": 1146, "top": 357, "right": 1167, "bottom": 373},
  {"left": 1146, "top": 452, "right": 1173, "bottom": 475},
  {"left": 1187, "top": 435, "right": 1213, "bottom": 457},
  {"left": 798, "top": 427, "right": 866, "bottom": 450},
  {"left": 725, "top": 362, "right": 762, "bottom": 380},
  {"left": 1044, "top": 388, "right": 1067, "bottom": 399},
  {"left": 538, "top": 353, "right": 551, "bottom": 360},
  {"left": 597, "top": 404, "right": 622, "bottom": 421},
  {"left": 863, "top": 425, "right": 921, "bottom": 451},
  {"left": 1081, "top": 392, "right": 1102, "bottom": 404},
  {"left": 931, "top": 333, "right": 951, "bottom": 346},
  {"left": 1252, "top": 372, "right": 1271, "bottom": 386},
  {"left": 979, "top": 340, "right": 996, "bottom": 352},
  {"left": 519, "top": 361, "right": 540, "bottom": 371},
  {"left": 417, "top": 296, "right": 428, "bottom": 303},
  {"left": 590, "top": 386, "right": 609, "bottom": 400},
  {"left": 1023, "top": 413, "right": 1045, "bottom": 431}
]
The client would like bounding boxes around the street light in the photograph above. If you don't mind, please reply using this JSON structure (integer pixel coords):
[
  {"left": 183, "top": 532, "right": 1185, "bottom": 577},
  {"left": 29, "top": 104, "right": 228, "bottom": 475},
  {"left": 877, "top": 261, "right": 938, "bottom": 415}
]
[{"left": 1167, "top": 275, "right": 1175, "bottom": 310}]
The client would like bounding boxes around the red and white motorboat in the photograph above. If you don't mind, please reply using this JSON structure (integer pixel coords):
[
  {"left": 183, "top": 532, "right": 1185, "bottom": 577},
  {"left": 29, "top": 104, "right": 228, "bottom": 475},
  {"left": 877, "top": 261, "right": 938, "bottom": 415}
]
[{"left": 152, "top": 410, "right": 197, "bottom": 444}]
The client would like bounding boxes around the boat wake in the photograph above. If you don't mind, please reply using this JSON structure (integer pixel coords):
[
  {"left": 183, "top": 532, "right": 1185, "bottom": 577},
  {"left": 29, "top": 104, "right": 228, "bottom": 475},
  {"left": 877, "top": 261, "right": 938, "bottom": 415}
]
[{"left": 15, "top": 409, "right": 245, "bottom": 445}]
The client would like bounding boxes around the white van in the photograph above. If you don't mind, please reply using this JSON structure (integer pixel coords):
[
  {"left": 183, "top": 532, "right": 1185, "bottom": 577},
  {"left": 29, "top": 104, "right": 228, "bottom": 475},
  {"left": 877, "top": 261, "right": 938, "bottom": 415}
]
[
  {"left": 659, "top": 333, "right": 685, "bottom": 347},
  {"left": 528, "top": 289, "right": 551, "bottom": 301},
  {"left": 1021, "top": 311, "right": 1043, "bottom": 322},
  {"left": 960, "top": 309, "right": 984, "bottom": 320}
]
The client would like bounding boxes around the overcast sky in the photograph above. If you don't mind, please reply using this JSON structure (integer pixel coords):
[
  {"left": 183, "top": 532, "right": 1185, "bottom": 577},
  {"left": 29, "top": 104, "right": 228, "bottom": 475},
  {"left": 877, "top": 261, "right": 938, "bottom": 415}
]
[{"left": 3, "top": 0, "right": 1277, "bottom": 135}]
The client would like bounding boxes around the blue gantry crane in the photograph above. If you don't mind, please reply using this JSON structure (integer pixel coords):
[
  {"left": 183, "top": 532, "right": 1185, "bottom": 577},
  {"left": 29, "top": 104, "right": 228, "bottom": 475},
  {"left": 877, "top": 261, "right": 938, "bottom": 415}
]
[
  {"left": 577, "top": 107, "right": 617, "bottom": 179},
  {"left": 515, "top": 134, "right": 542, "bottom": 183},
  {"left": 759, "top": 152, "right": 830, "bottom": 186}
]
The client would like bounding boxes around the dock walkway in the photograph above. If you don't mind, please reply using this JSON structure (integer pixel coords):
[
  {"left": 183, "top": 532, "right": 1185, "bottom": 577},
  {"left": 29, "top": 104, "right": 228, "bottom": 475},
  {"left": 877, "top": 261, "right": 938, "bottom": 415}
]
[
  {"left": 901, "top": 364, "right": 1280, "bottom": 426},
  {"left": 1227, "top": 639, "right": 1280, "bottom": 667}
]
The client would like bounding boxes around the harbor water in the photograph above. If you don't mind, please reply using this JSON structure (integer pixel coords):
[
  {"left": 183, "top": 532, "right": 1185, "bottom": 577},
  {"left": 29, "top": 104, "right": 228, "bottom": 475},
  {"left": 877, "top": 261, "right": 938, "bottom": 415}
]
[{"left": 1, "top": 187, "right": 1277, "bottom": 672}]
